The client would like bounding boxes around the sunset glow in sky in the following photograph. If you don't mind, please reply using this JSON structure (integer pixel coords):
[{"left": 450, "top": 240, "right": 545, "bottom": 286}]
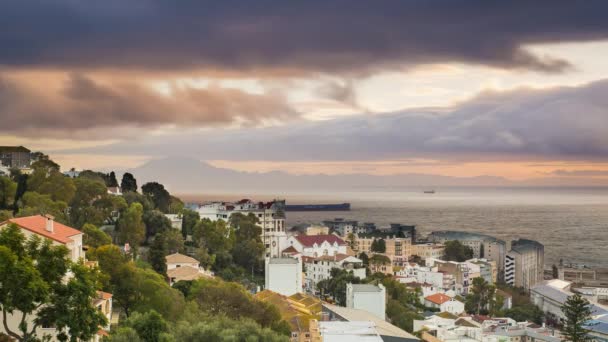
[{"left": 2, "top": 1, "right": 608, "bottom": 184}]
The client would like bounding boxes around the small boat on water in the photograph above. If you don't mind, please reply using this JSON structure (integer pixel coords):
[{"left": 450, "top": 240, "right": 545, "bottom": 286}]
[{"left": 423, "top": 190, "right": 436, "bottom": 194}]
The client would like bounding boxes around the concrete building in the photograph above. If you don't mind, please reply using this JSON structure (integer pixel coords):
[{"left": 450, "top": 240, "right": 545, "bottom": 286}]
[
  {"left": 505, "top": 239, "right": 544, "bottom": 290},
  {"left": 290, "top": 223, "right": 330, "bottom": 236},
  {"left": 323, "top": 218, "right": 359, "bottom": 237},
  {"left": 284, "top": 234, "right": 348, "bottom": 258},
  {"left": 557, "top": 265, "right": 608, "bottom": 288},
  {"left": 303, "top": 254, "right": 366, "bottom": 292},
  {"left": 318, "top": 321, "right": 383, "bottom": 342},
  {"left": 0, "top": 146, "right": 31, "bottom": 168},
  {"left": 354, "top": 234, "right": 412, "bottom": 266},
  {"left": 428, "top": 231, "right": 506, "bottom": 277},
  {"left": 412, "top": 243, "right": 445, "bottom": 261},
  {"left": 346, "top": 283, "right": 386, "bottom": 320},
  {"left": 193, "top": 199, "right": 287, "bottom": 257},
  {"left": 265, "top": 257, "right": 303, "bottom": 296},
  {"left": 322, "top": 303, "right": 419, "bottom": 341},
  {"left": 431, "top": 259, "right": 473, "bottom": 296},
  {"left": 467, "top": 258, "right": 498, "bottom": 284}
]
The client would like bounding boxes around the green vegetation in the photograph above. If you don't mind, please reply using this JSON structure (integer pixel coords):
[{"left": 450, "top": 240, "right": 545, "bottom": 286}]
[
  {"left": 1, "top": 154, "right": 290, "bottom": 341},
  {"left": 317, "top": 268, "right": 362, "bottom": 305},
  {"left": 370, "top": 238, "right": 386, "bottom": 253},
  {"left": 0, "top": 224, "right": 106, "bottom": 341},
  {"left": 561, "top": 294, "right": 593, "bottom": 342},
  {"left": 465, "top": 277, "right": 503, "bottom": 316},
  {"left": 443, "top": 240, "right": 474, "bottom": 262}
]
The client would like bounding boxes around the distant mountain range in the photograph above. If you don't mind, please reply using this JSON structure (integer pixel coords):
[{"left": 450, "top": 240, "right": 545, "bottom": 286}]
[{"left": 125, "top": 157, "right": 517, "bottom": 194}]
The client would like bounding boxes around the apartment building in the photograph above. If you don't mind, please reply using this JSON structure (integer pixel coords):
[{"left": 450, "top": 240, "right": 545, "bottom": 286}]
[
  {"left": 505, "top": 239, "right": 544, "bottom": 290},
  {"left": 412, "top": 243, "right": 445, "bottom": 261},
  {"left": 303, "top": 254, "right": 366, "bottom": 291},
  {"left": 428, "top": 231, "right": 506, "bottom": 278},
  {"left": 354, "top": 233, "right": 412, "bottom": 266}
]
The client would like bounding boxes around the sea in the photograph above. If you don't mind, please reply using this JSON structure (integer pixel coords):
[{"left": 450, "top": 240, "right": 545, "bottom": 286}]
[{"left": 180, "top": 187, "right": 608, "bottom": 268}]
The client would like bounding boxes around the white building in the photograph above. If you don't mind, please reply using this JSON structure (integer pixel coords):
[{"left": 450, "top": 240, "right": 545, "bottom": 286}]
[
  {"left": 318, "top": 321, "right": 383, "bottom": 342},
  {"left": 1, "top": 215, "right": 84, "bottom": 262},
  {"left": 265, "top": 257, "right": 303, "bottom": 296},
  {"left": 194, "top": 199, "right": 287, "bottom": 257},
  {"left": 284, "top": 234, "right": 348, "bottom": 258},
  {"left": 346, "top": 283, "right": 386, "bottom": 320},
  {"left": 303, "top": 254, "right": 366, "bottom": 291}
]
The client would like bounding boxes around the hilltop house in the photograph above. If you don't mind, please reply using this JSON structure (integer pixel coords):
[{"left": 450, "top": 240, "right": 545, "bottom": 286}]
[{"left": 165, "top": 252, "right": 213, "bottom": 286}]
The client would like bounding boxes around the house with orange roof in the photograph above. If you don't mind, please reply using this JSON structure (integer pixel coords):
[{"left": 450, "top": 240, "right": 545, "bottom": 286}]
[
  {"left": 1, "top": 215, "right": 85, "bottom": 262},
  {"left": 425, "top": 293, "right": 465, "bottom": 315}
]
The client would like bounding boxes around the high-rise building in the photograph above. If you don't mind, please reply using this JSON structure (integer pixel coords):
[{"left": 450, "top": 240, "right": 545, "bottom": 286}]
[{"left": 505, "top": 239, "right": 544, "bottom": 290}]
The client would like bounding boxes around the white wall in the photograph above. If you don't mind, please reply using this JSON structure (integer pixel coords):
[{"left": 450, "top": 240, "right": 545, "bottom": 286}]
[{"left": 265, "top": 258, "right": 302, "bottom": 296}]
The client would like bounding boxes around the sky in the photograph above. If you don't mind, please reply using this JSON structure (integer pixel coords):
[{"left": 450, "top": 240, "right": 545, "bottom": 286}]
[{"left": 2, "top": 1, "right": 608, "bottom": 184}]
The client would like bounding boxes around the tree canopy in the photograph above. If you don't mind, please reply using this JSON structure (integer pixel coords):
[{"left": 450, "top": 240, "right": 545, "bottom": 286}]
[{"left": 443, "top": 240, "right": 474, "bottom": 262}]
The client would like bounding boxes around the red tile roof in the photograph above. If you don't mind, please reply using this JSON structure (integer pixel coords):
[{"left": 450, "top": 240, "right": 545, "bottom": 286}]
[
  {"left": 3, "top": 215, "right": 82, "bottom": 244},
  {"left": 282, "top": 246, "right": 299, "bottom": 254},
  {"left": 295, "top": 234, "right": 346, "bottom": 247},
  {"left": 425, "top": 293, "right": 452, "bottom": 305},
  {"left": 97, "top": 291, "right": 113, "bottom": 300}
]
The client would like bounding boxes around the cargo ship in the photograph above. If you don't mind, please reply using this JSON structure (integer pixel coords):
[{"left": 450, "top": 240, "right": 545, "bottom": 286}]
[{"left": 284, "top": 203, "right": 351, "bottom": 211}]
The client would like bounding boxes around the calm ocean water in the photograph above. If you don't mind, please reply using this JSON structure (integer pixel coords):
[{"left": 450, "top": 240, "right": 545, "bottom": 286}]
[{"left": 181, "top": 187, "right": 608, "bottom": 267}]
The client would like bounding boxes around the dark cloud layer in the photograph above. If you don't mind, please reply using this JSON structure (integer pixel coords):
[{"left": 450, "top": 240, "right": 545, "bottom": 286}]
[
  {"left": 1, "top": 1, "right": 608, "bottom": 73},
  {"left": 77, "top": 79, "right": 608, "bottom": 161},
  {"left": 0, "top": 74, "right": 296, "bottom": 137}
]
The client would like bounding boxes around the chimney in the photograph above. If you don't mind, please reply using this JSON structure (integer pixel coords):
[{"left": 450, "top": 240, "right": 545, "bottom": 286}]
[{"left": 44, "top": 214, "right": 55, "bottom": 233}]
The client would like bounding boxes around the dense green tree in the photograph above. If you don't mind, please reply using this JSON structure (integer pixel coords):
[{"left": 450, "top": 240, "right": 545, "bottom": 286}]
[
  {"left": 387, "top": 299, "right": 423, "bottom": 333},
  {"left": 121, "top": 173, "right": 138, "bottom": 193},
  {"left": 188, "top": 278, "right": 287, "bottom": 332},
  {"left": 18, "top": 191, "right": 68, "bottom": 222},
  {"left": 561, "top": 294, "right": 593, "bottom": 342},
  {"left": 93, "top": 244, "right": 128, "bottom": 278},
  {"left": 369, "top": 254, "right": 391, "bottom": 266},
  {"left": 12, "top": 174, "right": 28, "bottom": 212},
  {"left": 317, "top": 268, "right": 362, "bottom": 305},
  {"left": 465, "top": 277, "right": 496, "bottom": 315},
  {"left": 141, "top": 182, "right": 171, "bottom": 212},
  {"left": 443, "top": 240, "right": 474, "bottom": 262},
  {"left": 27, "top": 167, "right": 76, "bottom": 204},
  {"left": 371, "top": 238, "right": 386, "bottom": 253},
  {"left": 193, "top": 219, "right": 233, "bottom": 255},
  {"left": 69, "top": 177, "right": 108, "bottom": 227},
  {"left": 232, "top": 238, "right": 265, "bottom": 275},
  {"left": 358, "top": 252, "right": 369, "bottom": 265},
  {"left": 167, "top": 196, "right": 184, "bottom": 214},
  {"left": 149, "top": 233, "right": 168, "bottom": 275},
  {"left": 122, "top": 310, "right": 169, "bottom": 342},
  {"left": 0, "top": 177, "right": 17, "bottom": 210},
  {"left": 107, "top": 171, "right": 119, "bottom": 188},
  {"left": 503, "top": 304, "right": 544, "bottom": 325},
  {"left": 0, "top": 224, "right": 106, "bottom": 341},
  {"left": 180, "top": 209, "right": 199, "bottom": 238},
  {"left": 123, "top": 191, "right": 154, "bottom": 212},
  {"left": 552, "top": 264, "right": 559, "bottom": 279},
  {"left": 117, "top": 203, "right": 146, "bottom": 258},
  {"left": 171, "top": 316, "right": 288, "bottom": 342},
  {"left": 143, "top": 210, "right": 172, "bottom": 240},
  {"left": 107, "top": 327, "right": 142, "bottom": 342},
  {"left": 82, "top": 223, "right": 112, "bottom": 248},
  {"left": 111, "top": 262, "right": 185, "bottom": 319}
]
